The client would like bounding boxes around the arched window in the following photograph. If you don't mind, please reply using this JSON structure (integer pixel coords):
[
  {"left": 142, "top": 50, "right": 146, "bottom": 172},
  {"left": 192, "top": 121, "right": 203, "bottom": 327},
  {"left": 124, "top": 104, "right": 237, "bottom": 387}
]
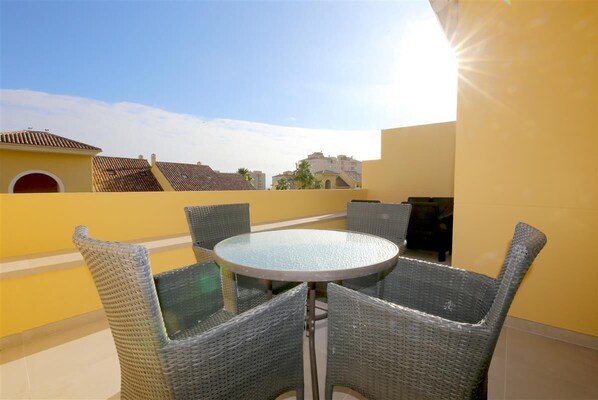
[
  {"left": 325, "top": 180, "right": 332, "bottom": 189},
  {"left": 9, "top": 170, "right": 65, "bottom": 193}
]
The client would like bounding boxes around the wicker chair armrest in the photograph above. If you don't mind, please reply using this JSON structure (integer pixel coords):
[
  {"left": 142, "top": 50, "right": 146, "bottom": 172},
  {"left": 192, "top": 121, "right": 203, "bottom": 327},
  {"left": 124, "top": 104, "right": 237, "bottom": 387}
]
[
  {"left": 192, "top": 244, "right": 215, "bottom": 263},
  {"left": 161, "top": 283, "right": 307, "bottom": 399},
  {"left": 154, "top": 261, "right": 226, "bottom": 337},
  {"left": 380, "top": 257, "right": 497, "bottom": 323},
  {"left": 327, "top": 283, "right": 490, "bottom": 399}
]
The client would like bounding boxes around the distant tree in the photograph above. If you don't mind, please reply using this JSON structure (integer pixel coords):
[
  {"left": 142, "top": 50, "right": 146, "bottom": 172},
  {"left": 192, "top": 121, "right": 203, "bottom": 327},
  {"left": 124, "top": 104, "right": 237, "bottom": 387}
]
[
  {"left": 275, "top": 177, "right": 290, "bottom": 190},
  {"left": 237, "top": 168, "right": 253, "bottom": 184},
  {"left": 292, "top": 160, "right": 321, "bottom": 190}
]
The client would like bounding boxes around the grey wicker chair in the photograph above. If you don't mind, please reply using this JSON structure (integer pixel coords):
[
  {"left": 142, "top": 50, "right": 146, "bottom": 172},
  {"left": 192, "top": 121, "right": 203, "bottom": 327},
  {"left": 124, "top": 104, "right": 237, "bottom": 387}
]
[
  {"left": 343, "top": 202, "right": 412, "bottom": 297},
  {"left": 326, "top": 222, "right": 547, "bottom": 400},
  {"left": 184, "top": 203, "right": 297, "bottom": 313},
  {"left": 73, "top": 225, "right": 306, "bottom": 400}
]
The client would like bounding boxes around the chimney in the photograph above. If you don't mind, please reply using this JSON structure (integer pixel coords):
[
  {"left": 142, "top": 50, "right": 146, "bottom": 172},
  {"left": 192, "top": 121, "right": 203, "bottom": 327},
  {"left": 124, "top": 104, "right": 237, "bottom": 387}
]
[
  {"left": 197, "top": 161, "right": 202, "bottom": 165},
  {"left": 138, "top": 155, "right": 144, "bottom": 159},
  {"left": 151, "top": 154, "right": 156, "bottom": 165}
]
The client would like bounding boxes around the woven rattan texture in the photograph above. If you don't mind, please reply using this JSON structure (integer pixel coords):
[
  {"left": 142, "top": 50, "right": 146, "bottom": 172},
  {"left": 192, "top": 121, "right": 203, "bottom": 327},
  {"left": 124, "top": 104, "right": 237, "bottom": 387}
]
[
  {"left": 344, "top": 202, "right": 412, "bottom": 297},
  {"left": 185, "top": 203, "right": 297, "bottom": 313},
  {"left": 73, "top": 225, "right": 307, "bottom": 399},
  {"left": 326, "top": 222, "right": 547, "bottom": 400}
]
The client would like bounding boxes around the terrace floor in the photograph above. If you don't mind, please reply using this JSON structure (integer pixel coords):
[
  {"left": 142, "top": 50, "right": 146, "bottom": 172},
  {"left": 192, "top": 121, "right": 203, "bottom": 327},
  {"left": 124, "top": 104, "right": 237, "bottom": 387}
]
[{"left": 2, "top": 250, "right": 597, "bottom": 399}]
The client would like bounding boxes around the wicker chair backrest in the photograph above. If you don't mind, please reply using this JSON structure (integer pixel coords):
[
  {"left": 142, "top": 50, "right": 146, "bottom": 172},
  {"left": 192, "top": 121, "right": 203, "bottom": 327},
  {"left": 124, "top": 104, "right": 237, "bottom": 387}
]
[
  {"left": 347, "top": 202, "right": 412, "bottom": 247},
  {"left": 185, "top": 203, "right": 251, "bottom": 250},
  {"left": 496, "top": 222, "right": 547, "bottom": 283},
  {"left": 487, "top": 222, "right": 547, "bottom": 330},
  {"left": 72, "top": 225, "right": 173, "bottom": 399}
]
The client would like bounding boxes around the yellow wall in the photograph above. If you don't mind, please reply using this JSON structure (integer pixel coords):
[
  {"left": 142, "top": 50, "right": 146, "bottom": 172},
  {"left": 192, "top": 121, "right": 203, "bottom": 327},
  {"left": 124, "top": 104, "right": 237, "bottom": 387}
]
[
  {"left": 0, "top": 190, "right": 364, "bottom": 258},
  {"left": 0, "top": 189, "right": 362, "bottom": 336},
  {"left": 0, "top": 149, "right": 94, "bottom": 193},
  {"left": 453, "top": 1, "right": 598, "bottom": 335},
  {"left": 362, "top": 121, "right": 456, "bottom": 202}
]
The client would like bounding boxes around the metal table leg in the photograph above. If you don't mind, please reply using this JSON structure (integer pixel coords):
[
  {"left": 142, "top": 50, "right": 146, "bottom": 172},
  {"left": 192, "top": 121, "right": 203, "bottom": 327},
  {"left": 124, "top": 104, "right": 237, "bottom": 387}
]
[
  {"left": 266, "top": 279, "right": 273, "bottom": 300},
  {"left": 308, "top": 281, "right": 320, "bottom": 400}
]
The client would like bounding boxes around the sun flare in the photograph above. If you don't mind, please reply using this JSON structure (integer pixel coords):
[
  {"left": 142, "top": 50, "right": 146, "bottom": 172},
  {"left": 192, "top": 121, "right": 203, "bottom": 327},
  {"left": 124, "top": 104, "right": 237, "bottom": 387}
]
[{"left": 386, "top": 18, "right": 458, "bottom": 123}]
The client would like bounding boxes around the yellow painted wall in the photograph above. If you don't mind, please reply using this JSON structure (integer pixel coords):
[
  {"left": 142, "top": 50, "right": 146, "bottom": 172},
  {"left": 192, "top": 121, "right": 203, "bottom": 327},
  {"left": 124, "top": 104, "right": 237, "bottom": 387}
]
[
  {"left": 453, "top": 0, "right": 598, "bottom": 335},
  {"left": 0, "top": 149, "right": 94, "bottom": 192},
  {"left": 0, "top": 190, "right": 362, "bottom": 336},
  {"left": 362, "top": 121, "right": 456, "bottom": 202},
  {"left": 0, "top": 190, "right": 365, "bottom": 258}
]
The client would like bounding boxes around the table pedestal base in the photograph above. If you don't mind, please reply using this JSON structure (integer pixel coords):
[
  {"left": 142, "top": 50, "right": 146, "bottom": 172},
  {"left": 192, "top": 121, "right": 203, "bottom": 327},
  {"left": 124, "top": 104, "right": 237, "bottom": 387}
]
[{"left": 308, "top": 281, "right": 320, "bottom": 400}]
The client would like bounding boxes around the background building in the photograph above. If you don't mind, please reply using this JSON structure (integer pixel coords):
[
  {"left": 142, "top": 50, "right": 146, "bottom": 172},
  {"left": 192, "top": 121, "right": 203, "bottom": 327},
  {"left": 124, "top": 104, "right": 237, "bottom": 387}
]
[
  {"left": 271, "top": 171, "right": 296, "bottom": 189},
  {"left": 301, "top": 152, "right": 362, "bottom": 175},
  {"left": 0, "top": 130, "right": 101, "bottom": 193},
  {"left": 0, "top": 130, "right": 253, "bottom": 193},
  {"left": 271, "top": 152, "right": 362, "bottom": 189},
  {"left": 249, "top": 170, "right": 266, "bottom": 190}
]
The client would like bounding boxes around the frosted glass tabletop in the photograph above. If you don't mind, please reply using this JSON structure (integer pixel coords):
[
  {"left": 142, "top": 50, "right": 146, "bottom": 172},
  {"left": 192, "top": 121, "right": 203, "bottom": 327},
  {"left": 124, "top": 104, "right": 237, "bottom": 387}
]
[{"left": 213, "top": 229, "right": 399, "bottom": 282}]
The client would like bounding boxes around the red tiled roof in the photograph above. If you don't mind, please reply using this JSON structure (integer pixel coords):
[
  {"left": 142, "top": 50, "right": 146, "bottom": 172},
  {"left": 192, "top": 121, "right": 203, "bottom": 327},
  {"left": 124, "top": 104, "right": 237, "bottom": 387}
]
[
  {"left": 156, "top": 162, "right": 218, "bottom": 191},
  {"left": 156, "top": 162, "right": 255, "bottom": 191},
  {"left": 0, "top": 130, "right": 101, "bottom": 151},
  {"left": 216, "top": 172, "right": 256, "bottom": 190},
  {"left": 93, "top": 156, "right": 162, "bottom": 192}
]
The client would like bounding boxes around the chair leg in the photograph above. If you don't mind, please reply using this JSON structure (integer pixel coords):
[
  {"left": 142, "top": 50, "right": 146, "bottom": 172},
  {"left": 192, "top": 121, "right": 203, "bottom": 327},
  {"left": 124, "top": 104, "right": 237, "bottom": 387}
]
[
  {"left": 325, "top": 383, "right": 334, "bottom": 400},
  {"left": 296, "top": 386, "right": 304, "bottom": 400},
  {"left": 438, "top": 250, "right": 446, "bottom": 262},
  {"left": 480, "top": 373, "right": 489, "bottom": 400}
]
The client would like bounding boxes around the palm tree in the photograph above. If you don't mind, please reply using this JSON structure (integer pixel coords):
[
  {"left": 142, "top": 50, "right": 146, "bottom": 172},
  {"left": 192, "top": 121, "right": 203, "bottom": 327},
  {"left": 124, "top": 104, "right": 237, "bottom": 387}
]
[
  {"left": 237, "top": 168, "right": 253, "bottom": 185},
  {"left": 292, "top": 160, "right": 322, "bottom": 189},
  {"left": 275, "top": 177, "right": 290, "bottom": 190}
]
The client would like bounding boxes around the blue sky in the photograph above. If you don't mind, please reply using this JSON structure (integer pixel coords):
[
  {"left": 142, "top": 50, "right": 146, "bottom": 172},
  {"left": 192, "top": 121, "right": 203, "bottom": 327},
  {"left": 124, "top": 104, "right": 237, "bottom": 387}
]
[{"left": 1, "top": 0, "right": 456, "bottom": 182}]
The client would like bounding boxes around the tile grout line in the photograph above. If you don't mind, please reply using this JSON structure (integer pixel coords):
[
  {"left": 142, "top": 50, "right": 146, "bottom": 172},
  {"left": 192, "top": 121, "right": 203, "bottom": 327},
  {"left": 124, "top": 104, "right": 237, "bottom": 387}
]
[
  {"left": 22, "top": 340, "right": 33, "bottom": 399},
  {"left": 502, "top": 328, "right": 508, "bottom": 400}
]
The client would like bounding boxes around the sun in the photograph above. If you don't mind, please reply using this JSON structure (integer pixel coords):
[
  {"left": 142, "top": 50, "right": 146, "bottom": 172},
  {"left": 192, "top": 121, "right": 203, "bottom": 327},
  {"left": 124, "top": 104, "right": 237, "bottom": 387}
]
[{"left": 385, "top": 17, "right": 458, "bottom": 124}]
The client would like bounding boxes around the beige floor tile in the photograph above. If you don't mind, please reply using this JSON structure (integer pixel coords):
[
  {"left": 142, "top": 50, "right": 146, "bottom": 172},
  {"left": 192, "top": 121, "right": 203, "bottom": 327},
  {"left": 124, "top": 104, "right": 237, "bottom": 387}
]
[
  {"left": 3, "top": 248, "right": 596, "bottom": 400},
  {"left": 25, "top": 329, "right": 120, "bottom": 399},
  {"left": 0, "top": 342, "right": 30, "bottom": 399},
  {"left": 488, "top": 327, "right": 508, "bottom": 400},
  {"left": 504, "top": 327, "right": 598, "bottom": 399},
  {"left": 5, "top": 321, "right": 597, "bottom": 400},
  {"left": 277, "top": 318, "right": 366, "bottom": 400},
  {"left": 23, "top": 313, "right": 109, "bottom": 357}
]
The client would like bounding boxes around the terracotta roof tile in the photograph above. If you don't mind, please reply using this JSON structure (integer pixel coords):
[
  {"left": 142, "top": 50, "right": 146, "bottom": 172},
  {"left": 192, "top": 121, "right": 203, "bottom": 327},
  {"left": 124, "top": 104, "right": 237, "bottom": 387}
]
[
  {"left": 93, "top": 156, "right": 162, "bottom": 192},
  {"left": 0, "top": 130, "right": 101, "bottom": 151},
  {"left": 156, "top": 162, "right": 255, "bottom": 191},
  {"left": 156, "top": 162, "right": 218, "bottom": 191},
  {"left": 215, "top": 172, "right": 256, "bottom": 190}
]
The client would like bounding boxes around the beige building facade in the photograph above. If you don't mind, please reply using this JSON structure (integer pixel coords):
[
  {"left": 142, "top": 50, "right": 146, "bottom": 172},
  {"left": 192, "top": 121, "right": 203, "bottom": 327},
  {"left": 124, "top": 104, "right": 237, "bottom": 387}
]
[
  {"left": 0, "top": 130, "right": 101, "bottom": 193},
  {"left": 249, "top": 170, "right": 266, "bottom": 190}
]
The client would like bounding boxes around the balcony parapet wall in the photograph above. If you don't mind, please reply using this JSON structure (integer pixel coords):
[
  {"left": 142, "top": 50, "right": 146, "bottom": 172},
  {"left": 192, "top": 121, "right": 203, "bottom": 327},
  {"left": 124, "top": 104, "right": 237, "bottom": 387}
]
[
  {"left": 0, "top": 212, "right": 346, "bottom": 280},
  {"left": 0, "top": 190, "right": 363, "bottom": 338}
]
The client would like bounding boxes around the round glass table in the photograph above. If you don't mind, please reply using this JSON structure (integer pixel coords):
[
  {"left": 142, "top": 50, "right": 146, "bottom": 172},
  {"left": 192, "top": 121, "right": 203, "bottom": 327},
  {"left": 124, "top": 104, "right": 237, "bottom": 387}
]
[{"left": 214, "top": 228, "right": 399, "bottom": 400}]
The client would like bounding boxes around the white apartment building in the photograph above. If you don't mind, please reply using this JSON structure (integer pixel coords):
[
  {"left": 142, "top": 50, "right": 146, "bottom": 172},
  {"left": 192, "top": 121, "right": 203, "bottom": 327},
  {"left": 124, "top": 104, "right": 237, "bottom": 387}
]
[
  {"left": 301, "top": 152, "right": 362, "bottom": 174},
  {"left": 271, "top": 153, "right": 362, "bottom": 190},
  {"left": 271, "top": 171, "right": 295, "bottom": 189},
  {"left": 249, "top": 170, "right": 266, "bottom": 190}
]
